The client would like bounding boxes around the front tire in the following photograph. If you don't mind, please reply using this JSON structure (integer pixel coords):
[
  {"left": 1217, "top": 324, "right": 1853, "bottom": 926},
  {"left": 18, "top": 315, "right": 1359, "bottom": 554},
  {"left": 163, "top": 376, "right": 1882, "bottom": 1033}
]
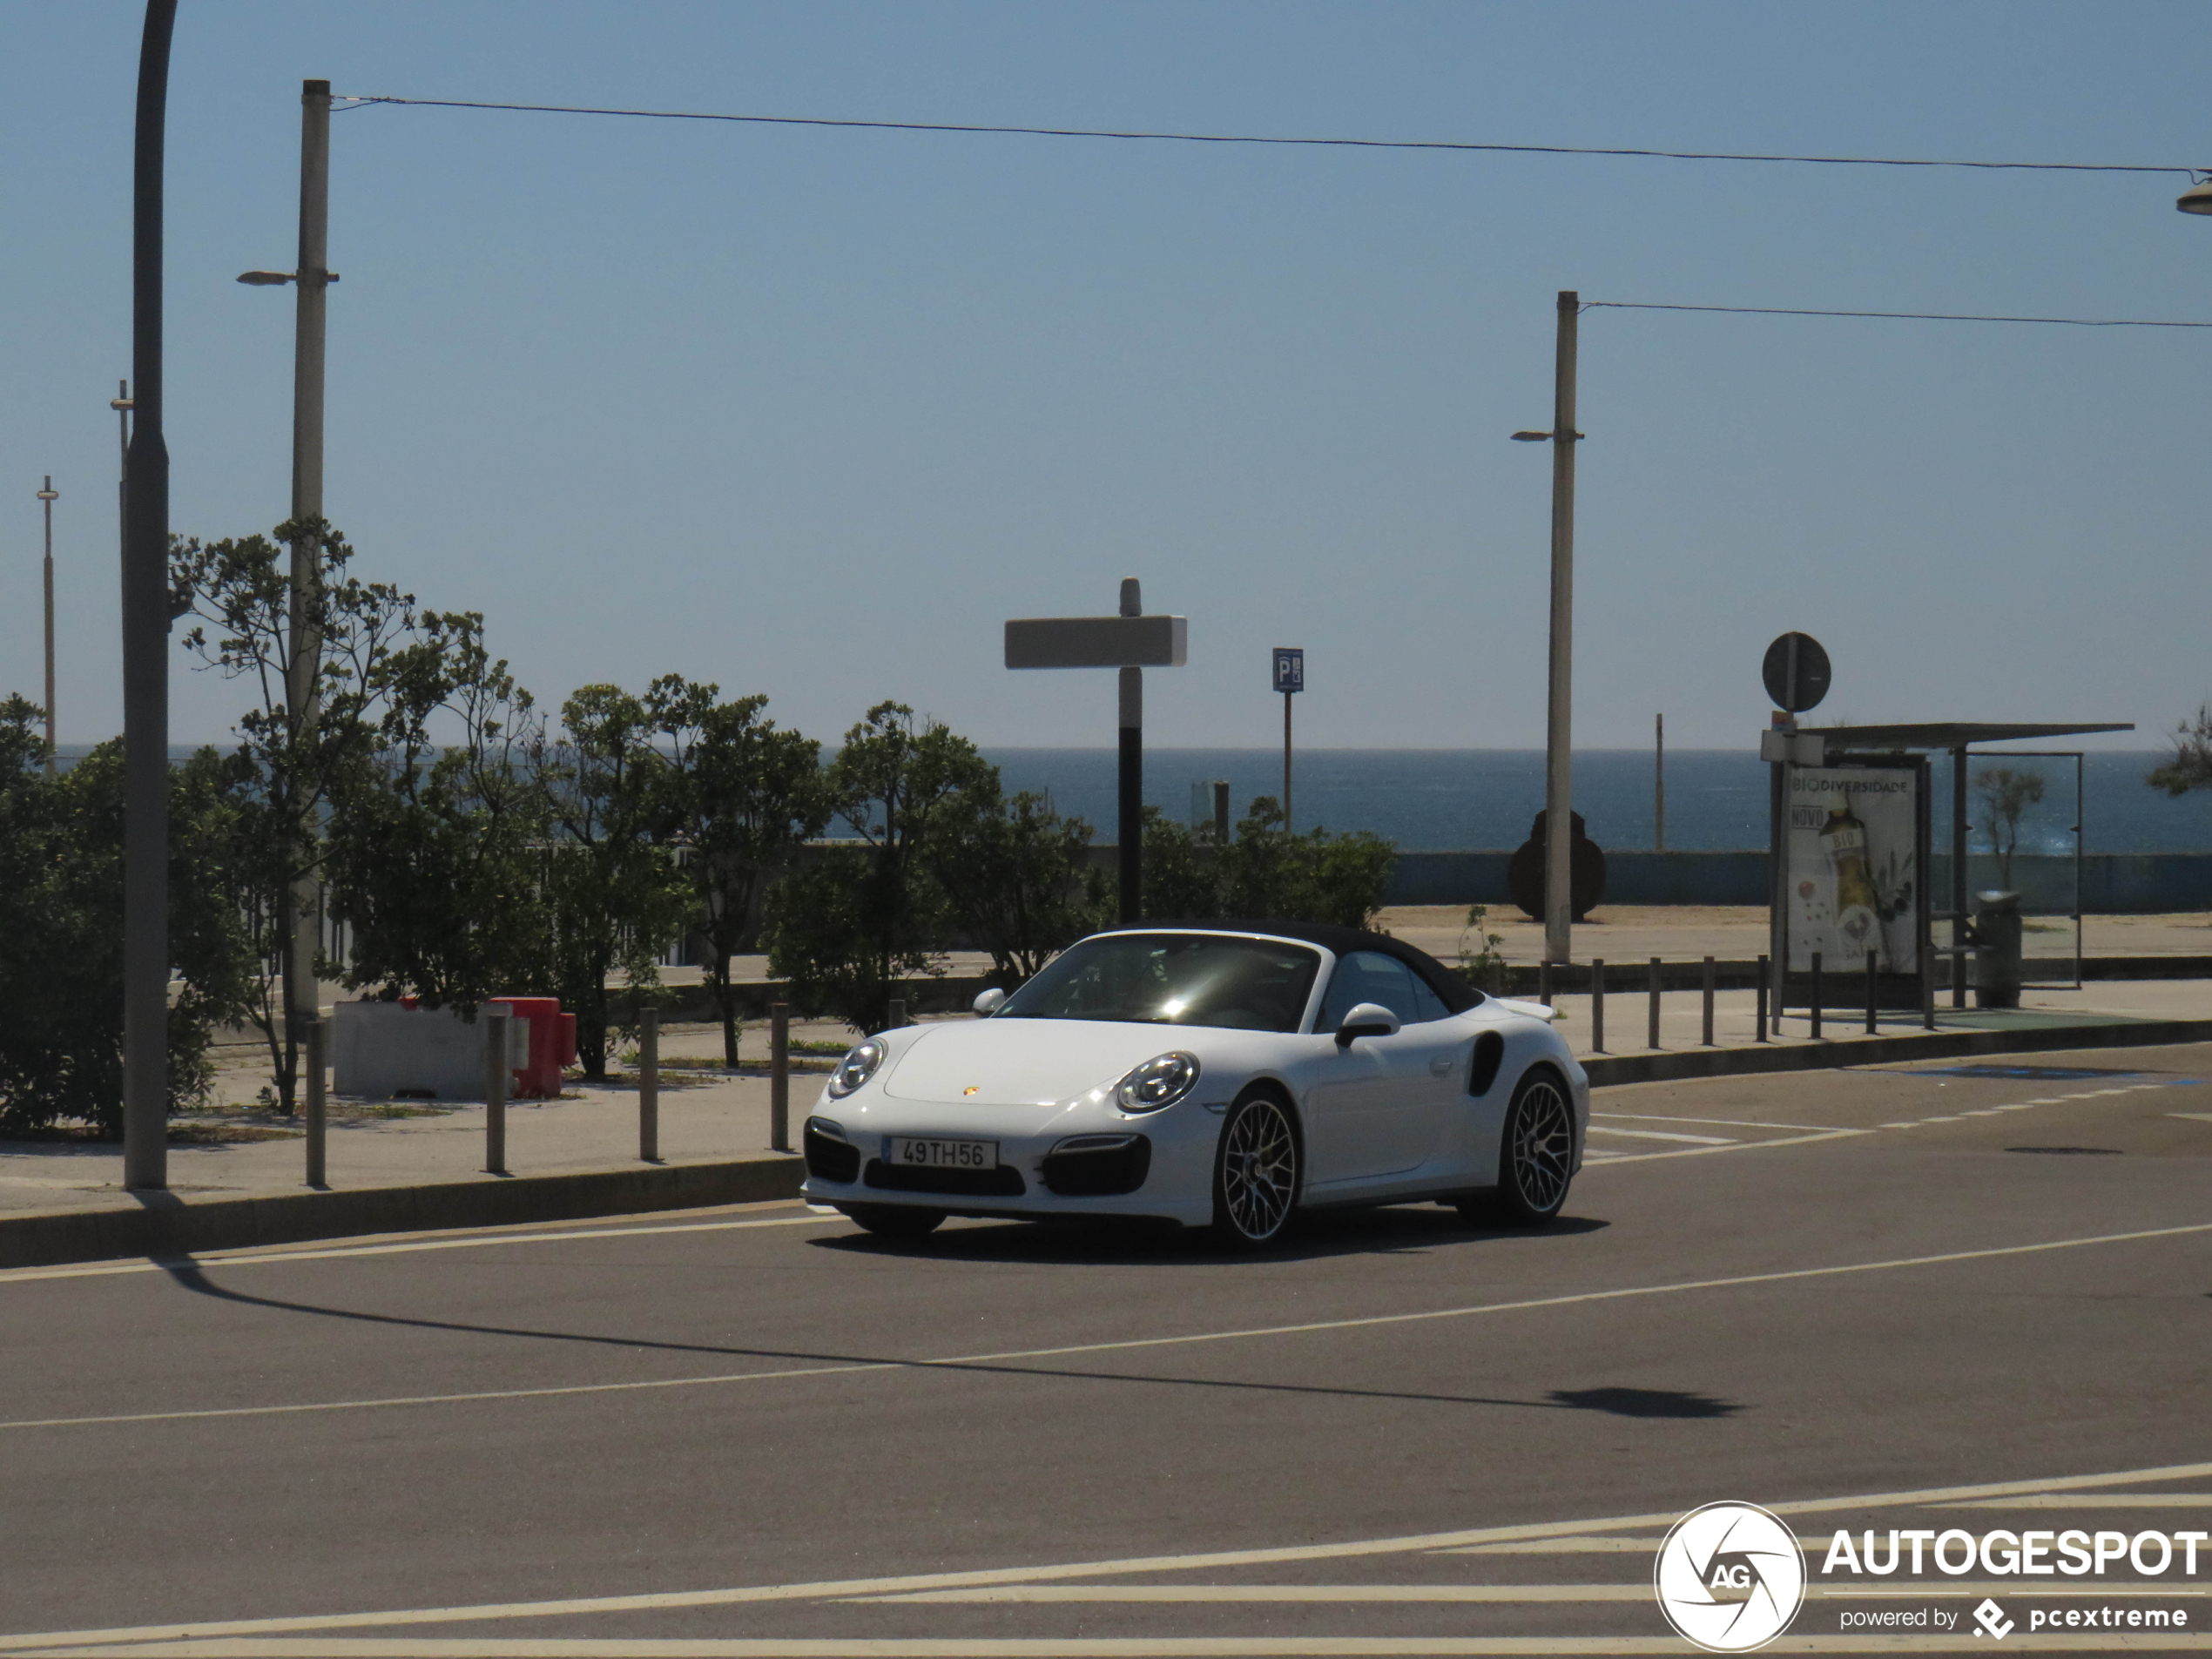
[
  {"left": 844, "top": 1204, "right": 946, "bottom": 1239},
  {"left": 1211, "top": 1090, "right": 1301, "bottom": 1249},
  {"left": 1480, "top": 1068, "right": 1575, "bottom": 1226}
]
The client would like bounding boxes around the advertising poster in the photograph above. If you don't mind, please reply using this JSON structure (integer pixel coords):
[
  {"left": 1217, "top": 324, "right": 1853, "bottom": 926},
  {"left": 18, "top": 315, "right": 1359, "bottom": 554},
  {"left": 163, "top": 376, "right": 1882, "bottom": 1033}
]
[{"left": 1785, "top": 765, "right": 1919, "bottom": 974}]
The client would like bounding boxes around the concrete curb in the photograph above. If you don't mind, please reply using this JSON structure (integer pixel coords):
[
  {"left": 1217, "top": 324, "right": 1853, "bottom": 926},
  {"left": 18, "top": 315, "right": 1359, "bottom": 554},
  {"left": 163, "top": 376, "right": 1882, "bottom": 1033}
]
[
  {"left": 1581, "top": 1016, "right": 2212, "bottom": 1088},
  {"left": 0, "top": 1153, "right": 806, "bottom": 1271}
]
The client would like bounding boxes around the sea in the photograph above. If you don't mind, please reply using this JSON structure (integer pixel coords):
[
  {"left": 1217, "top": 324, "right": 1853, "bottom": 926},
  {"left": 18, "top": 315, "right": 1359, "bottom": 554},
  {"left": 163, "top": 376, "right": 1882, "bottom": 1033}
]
[
  {"left": 87, "top": 743, "right": 2208, "bottom": 854},
  {"left": 981, "top": 749, "right": 2212, "bottom": 855}
]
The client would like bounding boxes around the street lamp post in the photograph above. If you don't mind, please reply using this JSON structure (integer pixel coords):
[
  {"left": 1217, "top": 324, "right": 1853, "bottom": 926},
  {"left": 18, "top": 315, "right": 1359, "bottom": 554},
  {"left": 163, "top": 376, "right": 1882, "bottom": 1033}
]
[
  {"left": 1513, "top": 289, "right": 1584, "bottom": 968},
  {"left": 37, "top": 477, "right": 57, "bottom": 777},
  {"left": 111, "top": 381, "right": 132, "bottom": 573},
  {"left": 123, "top": 0, "right": 179, "bottom": 1190},
  {"left": 239, "top": 77, "right": 336, "bottom": 1069}
]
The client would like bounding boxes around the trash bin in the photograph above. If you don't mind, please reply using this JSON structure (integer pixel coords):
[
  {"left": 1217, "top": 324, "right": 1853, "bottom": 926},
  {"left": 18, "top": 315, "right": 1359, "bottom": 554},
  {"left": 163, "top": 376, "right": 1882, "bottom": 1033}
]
[{"left": 1972, "top": 890, "right": 2022, "bottom": 1009}]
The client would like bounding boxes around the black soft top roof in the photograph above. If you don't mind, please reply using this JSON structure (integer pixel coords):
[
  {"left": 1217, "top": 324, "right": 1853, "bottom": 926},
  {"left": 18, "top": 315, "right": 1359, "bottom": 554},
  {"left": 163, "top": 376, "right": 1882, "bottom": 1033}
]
[{"left": 1102, "top": 919, "right": 1485, "bottom": 1015}]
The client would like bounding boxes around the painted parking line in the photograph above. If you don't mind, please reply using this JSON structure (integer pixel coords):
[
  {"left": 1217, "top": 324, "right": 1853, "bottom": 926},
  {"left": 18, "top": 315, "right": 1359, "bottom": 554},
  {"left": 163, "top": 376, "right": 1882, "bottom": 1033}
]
[
  {"left": 25, "top": 1639, "right": 2212, "bottom": 1656},
  {"left": 1592, "top": 1123, "right": 1849, "bottom": 1141},
  {"left": 1583, "top": 1125, "right": 1737, "bottom": 1145},
  {"left": 8, "top": 1460, "right": 2212, "bottom": 1654},
  {"left": 3, "top": 1221, "right": 2207, "bottom": 1436}
]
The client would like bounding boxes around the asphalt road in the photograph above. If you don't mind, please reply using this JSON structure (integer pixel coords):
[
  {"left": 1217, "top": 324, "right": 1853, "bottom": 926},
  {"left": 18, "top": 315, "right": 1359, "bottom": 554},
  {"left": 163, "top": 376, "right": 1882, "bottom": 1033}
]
[{"left": 3, "top": 1042, "right": 2209, "bottom": 1656}]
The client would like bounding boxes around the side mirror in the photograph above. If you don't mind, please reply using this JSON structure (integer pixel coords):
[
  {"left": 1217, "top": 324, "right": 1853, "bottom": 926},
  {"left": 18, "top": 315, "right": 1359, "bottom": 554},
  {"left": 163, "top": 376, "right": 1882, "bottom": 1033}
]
[
  {"left": 973, "top": 987, "right": 1008, "bottom": 1016},
  {"left": 1334, "top": 1001, "right": 1401, "bottom": 1048}
]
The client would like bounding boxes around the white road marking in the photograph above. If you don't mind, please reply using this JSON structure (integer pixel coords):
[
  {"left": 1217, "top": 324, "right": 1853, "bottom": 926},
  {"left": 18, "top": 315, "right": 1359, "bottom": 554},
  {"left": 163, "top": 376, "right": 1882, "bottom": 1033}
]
[
  {"left": 1592, "top": 1123, "right": 1849, "bottom": 1141},
  {"left": 30, "top": 1640, "right": 2212, "bottom": 1656},
  {"left": 1928, "top": 1493, "right": 2212, "bottom": 1508},
  {"left": 2171, "top": 1112, "right": 2212, "bottom": 1124},
  {"left": 9, "top": 1460, "right": 2212, "bottom": 1653},
  {"left": 866, "top": 1581, "right": 2209, "bottom": 1604},
  {"left": 854, "top": 1586, "right": 1654, "bottom": 1602},
  {"left": 0, "top": 1213, "right": 834, "bottom": 1286},
  {"left": 1582, "top": 1126, "right": 1737, "bottom": 1145},
  {"left": 1581, "top": 1128, "right": 1866, "bottom": 1164},
  {"left": 6, "top": 1220, "right": 2208, "bottom": 1436}
]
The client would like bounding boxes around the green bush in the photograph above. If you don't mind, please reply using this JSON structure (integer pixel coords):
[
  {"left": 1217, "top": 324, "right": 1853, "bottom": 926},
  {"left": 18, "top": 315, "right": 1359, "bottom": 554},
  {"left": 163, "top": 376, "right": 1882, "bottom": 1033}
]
[{"left": 0, "top": 699, "right": 256, "bottom": 1136}]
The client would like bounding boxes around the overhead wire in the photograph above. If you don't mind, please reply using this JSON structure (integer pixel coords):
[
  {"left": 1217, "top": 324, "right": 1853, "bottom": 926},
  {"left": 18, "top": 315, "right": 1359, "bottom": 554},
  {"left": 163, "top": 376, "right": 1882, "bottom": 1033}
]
[
  {"left": 1582, "top": 301, "right": 2212, "bottom": 328},
  {"left": 334, "top": 96, "right": 2197, "bottom": 176}
]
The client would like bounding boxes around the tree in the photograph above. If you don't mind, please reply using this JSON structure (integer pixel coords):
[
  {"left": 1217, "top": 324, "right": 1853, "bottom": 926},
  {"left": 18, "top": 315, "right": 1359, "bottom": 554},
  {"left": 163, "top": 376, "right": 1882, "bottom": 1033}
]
[
  {"left": 323, "top": 610, "right": 552, "bottom": 1014},
  {"left": 761, "top": 702, "right": 996, "bottom": 1033},
  {"left": 535, "top": 684, "right": 694, "bottom": 1078},
  {"left": 929, "top": 786, "right": 1110, "bottom": 987},
  {"left": 1134, "top": 796, "right": 1397, "bottom": 929},
  {"left": 0, "top": 698, "right": 257, "bottom": 1136},
  {"left": 646, "top": 678, "right": 828, "bottom": 1066},
  {"left": 1139, "top": 806, "right": 1231, "bottom": 920},
  {"left": 171, "top": 519, "right": 415, "bottom": 1110},
  {"left": 2148, "top": 705, "right": 2212, "bottom": 798},
  {"left": 1972, "top": 766, "right": 2047, "bottom": 889}
]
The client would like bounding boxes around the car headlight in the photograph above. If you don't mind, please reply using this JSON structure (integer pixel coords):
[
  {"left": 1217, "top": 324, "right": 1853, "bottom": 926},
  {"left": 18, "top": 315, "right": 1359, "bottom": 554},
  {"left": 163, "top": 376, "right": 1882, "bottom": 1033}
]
[
  {"left": 827, "top": 1039, "right": 887, "bottom": 1098},
  {"left": 1114, "top": 1051, "right": 1201, "bottom": 1113}
]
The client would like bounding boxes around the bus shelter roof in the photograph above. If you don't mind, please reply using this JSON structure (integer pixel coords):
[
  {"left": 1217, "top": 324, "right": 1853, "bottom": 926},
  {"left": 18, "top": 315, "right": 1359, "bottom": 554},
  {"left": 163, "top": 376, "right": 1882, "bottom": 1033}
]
[{"left": 1798, "top": 721, "right": 2133, "bottom": 751}]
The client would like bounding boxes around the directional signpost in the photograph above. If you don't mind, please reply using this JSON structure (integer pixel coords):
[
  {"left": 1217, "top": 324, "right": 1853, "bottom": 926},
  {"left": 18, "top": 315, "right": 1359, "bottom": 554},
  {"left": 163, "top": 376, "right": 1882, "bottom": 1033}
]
[
  {"left": 1760, "top": 631, "right": 1831, "bottom": 1035},
  {"left": 1007, "top": 579, "right": 1188, "bottom": 922},
  {"left": 1273, "top": 647, "right": 1304, "bottom": 833}
]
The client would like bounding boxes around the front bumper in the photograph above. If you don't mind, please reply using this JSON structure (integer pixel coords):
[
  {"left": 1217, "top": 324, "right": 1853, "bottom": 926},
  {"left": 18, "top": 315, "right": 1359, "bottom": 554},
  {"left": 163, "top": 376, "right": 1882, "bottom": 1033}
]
[{"left": 799, "top": 1096, "right": 1218, "bottom": 1226}]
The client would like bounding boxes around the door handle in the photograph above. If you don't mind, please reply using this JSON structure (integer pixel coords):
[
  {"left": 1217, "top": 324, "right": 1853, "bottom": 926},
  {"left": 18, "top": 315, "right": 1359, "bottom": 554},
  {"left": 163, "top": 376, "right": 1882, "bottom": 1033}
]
[{"left": 1428, "top": 1055, "right": 1456, "bottom": 1076}]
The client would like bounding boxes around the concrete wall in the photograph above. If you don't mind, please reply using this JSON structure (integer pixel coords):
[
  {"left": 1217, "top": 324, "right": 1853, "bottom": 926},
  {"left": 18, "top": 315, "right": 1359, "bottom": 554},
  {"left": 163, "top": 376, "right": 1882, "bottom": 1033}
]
[
  {"left": 1377, "top": 850, "right": 2212, "bottom": 914},
  {"left": 333, "top": 1001, "right": 530, "bottom": 1101}
]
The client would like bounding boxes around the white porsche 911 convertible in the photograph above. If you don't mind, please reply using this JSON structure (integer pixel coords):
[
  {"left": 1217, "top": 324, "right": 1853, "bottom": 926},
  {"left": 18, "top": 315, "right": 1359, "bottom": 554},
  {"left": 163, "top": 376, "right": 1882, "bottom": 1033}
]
[{"left": 800, "top": 921, "right": 1588, "bottom": 1248}]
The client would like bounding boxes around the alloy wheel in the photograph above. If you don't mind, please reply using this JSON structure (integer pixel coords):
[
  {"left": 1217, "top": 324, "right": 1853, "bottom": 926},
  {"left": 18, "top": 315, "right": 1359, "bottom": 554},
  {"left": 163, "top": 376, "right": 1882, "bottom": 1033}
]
[
  {"left": 1509, "top": 1076, "right": 1575, "bottom": 1215},
  {"left": 1221, "top": 1096, "right": 1298, "bottom": 1242}
]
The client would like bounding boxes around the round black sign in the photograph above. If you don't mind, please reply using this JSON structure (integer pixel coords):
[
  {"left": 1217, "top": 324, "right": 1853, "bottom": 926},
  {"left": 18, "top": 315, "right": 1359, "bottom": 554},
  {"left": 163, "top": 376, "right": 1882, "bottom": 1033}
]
[{"left": 1761, "top": 632, "right": 1831, "bottom": 713}]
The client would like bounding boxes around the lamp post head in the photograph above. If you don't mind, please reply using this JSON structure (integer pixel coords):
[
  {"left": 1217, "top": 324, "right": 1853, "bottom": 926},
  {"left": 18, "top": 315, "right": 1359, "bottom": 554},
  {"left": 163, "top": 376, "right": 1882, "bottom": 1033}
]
[
  {"left": 2179, "top": 178, "right": 2212, "bottom": 216},
  {"left": 1510, "top": 430, "right": 1554, "bottom": 442},
  {"left": 236, "top": 270, "right": 296, "bottom": 286},
  {"left": 37, "top": 476, "right": 57, "bottom": 502}
]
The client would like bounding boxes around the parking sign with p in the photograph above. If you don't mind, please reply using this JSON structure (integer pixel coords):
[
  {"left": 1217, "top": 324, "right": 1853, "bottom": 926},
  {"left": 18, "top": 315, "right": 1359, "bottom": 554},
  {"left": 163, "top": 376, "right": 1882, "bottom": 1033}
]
[{"left": 1273, "top": 648, "right": 1305, "bottom": 694}]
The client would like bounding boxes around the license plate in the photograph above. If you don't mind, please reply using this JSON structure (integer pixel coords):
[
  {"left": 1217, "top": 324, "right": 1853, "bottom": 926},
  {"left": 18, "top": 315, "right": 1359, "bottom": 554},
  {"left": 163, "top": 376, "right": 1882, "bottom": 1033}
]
[{"left": 887, "top": 1136, "right": 998, "bottom": 1170}]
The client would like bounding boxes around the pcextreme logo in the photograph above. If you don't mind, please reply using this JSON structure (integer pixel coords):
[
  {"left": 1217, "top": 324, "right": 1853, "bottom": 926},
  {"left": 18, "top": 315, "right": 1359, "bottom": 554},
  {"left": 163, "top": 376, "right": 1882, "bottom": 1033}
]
[{"left": 1654, "top": 1501, "right": 1807, "bottom": 1652}]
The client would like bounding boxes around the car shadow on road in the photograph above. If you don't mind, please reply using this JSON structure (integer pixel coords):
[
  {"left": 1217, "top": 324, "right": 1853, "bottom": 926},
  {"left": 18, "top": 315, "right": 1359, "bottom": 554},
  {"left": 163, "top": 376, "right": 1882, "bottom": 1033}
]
[{"left": 809, "top": 1204, "right": 1609, "bottom": 1267}]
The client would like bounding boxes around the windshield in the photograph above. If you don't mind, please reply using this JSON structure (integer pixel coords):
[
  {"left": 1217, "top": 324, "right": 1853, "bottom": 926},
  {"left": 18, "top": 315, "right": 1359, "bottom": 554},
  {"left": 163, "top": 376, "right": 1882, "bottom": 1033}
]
[{"left": 996, "top": 933, "right": 1323, "bottom": 1032}]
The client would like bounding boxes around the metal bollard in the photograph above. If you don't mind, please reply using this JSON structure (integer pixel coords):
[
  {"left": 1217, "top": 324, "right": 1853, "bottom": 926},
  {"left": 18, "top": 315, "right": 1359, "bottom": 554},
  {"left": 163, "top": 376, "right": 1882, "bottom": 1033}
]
[
  {"left": 639, "top": 1006, "right": 659, "bottom": 1162},
  {"left": 1756, "top": 954, "right": 1769, "bottom": 1042},
  {"left": 770, "top": 1001, "right": 791, "bottom": 1153},
  {"left": 304, "top": 1016, "right": 327, "bottom": 1189},
  {"left": 484, "top": 1003, "right": 510, "bottom": 1175},
  {"left": 1648, "top": 957, "right": 1662, "bottom": 1050},
  {"left": 1590, "top": 959, "right": 1605, "bottom": 1053},
  {"left": 1538, "top": 960, "right": 1553, "bottom": 1008},
  {"left": 1865, "top": 949, "right": 1878, "bottom": 1035},
  {"left": 1922, "top": 962, "right": 1937, "bottom": 1030},
  {"left": 887, "top": 996, "right": 907, "bottom": 1029},
  {"left": 1702, "top": 956, "right": 1716, "bottom": 1047},
  {"left": 1810, "top": 952, "right": 1823, "bottom": 1042}
]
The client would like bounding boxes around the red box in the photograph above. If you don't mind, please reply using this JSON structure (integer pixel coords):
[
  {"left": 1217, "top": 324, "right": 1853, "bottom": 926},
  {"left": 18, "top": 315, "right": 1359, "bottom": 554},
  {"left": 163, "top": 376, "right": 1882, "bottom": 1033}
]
[{"left": 487, "top": 996, "right": 572, "bottom": 1099}]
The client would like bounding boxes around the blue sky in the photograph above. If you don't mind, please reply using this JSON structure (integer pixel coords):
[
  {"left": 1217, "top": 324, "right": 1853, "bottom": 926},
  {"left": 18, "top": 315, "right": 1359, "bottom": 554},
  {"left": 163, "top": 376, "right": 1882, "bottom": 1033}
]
[{"left": 3, "top": 2, "right": 2207, "bottom": 753}]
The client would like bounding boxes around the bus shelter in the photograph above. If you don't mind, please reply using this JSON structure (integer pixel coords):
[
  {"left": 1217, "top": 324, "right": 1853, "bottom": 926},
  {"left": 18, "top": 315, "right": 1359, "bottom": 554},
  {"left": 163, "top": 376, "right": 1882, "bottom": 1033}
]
[{"left": 1772, "top": 720, "right": 2131, "bottom": 1015}]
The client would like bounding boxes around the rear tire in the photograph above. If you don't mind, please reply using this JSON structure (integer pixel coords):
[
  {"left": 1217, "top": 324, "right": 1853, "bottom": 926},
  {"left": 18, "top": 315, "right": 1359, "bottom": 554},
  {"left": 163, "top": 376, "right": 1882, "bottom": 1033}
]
[
  {"left": 1210, "top": 1090, "right": 1301, "bottom": 1249},
  {"left": 1486, "top": 1068, "right": 1575, "bottom": 1226},
  {"left": 844, "top": 1204, "right": 947, "bottom": 1239}
]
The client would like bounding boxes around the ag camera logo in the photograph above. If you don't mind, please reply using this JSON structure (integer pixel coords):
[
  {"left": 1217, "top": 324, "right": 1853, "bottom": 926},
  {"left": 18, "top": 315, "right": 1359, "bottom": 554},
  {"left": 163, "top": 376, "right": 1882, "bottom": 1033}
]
[{"left": 1655, "top": 1501, "right": 1806, "bottom": 1652}]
